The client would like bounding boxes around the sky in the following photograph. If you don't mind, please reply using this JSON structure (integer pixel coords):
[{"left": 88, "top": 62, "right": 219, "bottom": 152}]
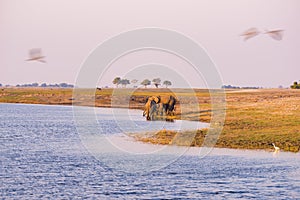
[{"left": 1, "top": 0, "right": 299, "bottom": 88}]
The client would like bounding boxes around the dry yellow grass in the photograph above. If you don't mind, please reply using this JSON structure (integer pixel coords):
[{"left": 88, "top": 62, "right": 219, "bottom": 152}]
[{"left": 1, "top": 87, "right": 299, "bottom": 152}]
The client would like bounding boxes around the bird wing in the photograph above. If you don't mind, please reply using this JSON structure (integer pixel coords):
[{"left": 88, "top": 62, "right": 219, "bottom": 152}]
[
  {"left": 243, "top": 32, "right": 260, "bottom": 41},
  {"left": 265, "top": 30, "right": 284, "bottom": 40},
  {"left": 240, "top": 28, "right": 260, "bottom": 41},
  {"left": 37, "top": 59, "right": 46, "bottom": 63},
  {"left": 29, "top": 48, "right": 42, "bottom": 59},
  {"left": 26, "top": 48, "right": 46, "bottom": 63}
]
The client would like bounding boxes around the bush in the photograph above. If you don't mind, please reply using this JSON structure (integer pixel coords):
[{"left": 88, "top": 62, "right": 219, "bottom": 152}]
[{"left": 290, "top": 81, "right": 300, "bottom": 89}]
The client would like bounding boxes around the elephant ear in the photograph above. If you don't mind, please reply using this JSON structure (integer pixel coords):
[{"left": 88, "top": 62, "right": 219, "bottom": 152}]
[
  {"left": 170, "top": 95, "right": 176, "bottom": 102},
  {"left": 156, "top": 96, "right": 161, "bottom": 103},
  {"left": 160, "top": 95, "right": 170, "bottom": 104},
  {"left": 154, "top": 96, "right": 160, "bottom": 103}
]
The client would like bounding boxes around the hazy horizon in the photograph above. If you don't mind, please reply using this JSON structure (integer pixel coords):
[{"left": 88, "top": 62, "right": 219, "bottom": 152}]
[{"left": 1, "top": 0, "right": 300, "bottom": 88}]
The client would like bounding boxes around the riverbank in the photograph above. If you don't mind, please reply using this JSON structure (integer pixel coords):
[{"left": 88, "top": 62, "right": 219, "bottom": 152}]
[{"left": 0, "top": 87, "right": 299, "bottom": 152}]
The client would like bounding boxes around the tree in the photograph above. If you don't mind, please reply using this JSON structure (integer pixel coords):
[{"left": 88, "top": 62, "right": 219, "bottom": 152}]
[
  {"left": 120, "top": 79, "right": 130, "bottom": 88},
  {"left": 31, "top": 82, "right": 39, "bottom": 87},
  {"left": 163, "top": 80, "right": 172, "bottom": 88},
  {"left": 290, "top": 81, "right": 300, "bottom": 89},
  {"left": 113, "top": 77, "right": 121, "bottom": 88},
  {"left": 152, "top": 78, "right": 161, "bottom": 88},
  {"left": 141, "top": 79, "right": 151, "bottom": 88},
  {"left": 59, "top": 83, "right": 68, "bottom": 88}
]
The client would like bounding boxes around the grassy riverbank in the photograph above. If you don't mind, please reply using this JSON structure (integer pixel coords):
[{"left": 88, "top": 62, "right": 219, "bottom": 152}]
[{"left": 0, "top": 87, "right": 299, "bottom": 152}]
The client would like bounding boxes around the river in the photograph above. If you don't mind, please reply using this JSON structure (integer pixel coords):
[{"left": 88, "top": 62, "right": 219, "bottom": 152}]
[{"left": 1, "top": 103, "right": 299, "bottom": 199}]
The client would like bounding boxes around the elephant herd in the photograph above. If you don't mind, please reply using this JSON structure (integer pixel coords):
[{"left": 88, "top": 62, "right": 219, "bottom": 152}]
[{"left": 143, "top": 95, "right": 176, "bottom": 120}]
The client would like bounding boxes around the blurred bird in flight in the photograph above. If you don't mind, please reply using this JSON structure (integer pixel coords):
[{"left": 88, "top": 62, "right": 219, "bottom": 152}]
[
  {"left": 240, "top": 27, "right": 260, "bottom": 41},
  {"left": 26, "top": 48, "right": 46, "bottom": 63},
  {"left": 264, "top": 29, "right": 284, "bottom": 40},
  {"left": 240, "top": 28, "right": 284, "bottom": 41}
]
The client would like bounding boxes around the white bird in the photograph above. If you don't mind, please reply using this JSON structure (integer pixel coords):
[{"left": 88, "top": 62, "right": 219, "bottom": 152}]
[
  {"left": 264, "top": 29, "right": 284, "bottom": 41},
  {"left": 26, "top": 48, "right": 46, "bottom": 63},
  {"left": 272, "top": 143, "right": 280, "bottom": 152},
  {"left": 240, "top": 27, "right": 260, "bottom": 41}
]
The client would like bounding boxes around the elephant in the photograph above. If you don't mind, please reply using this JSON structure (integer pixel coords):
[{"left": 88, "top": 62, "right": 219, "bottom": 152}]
[
  {"left": 157, "top": 95, "right": 176, "bottom": 116},
  {"left": 143, "top": 96, "right": 160, "bottom": 120},
  {"left": 143, "top": 95, "right": 176, "bottom": 120}
]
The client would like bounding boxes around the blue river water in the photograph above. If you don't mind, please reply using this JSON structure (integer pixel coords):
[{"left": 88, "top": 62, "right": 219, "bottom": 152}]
[{"left": 1, "top": 103, "right": 299, "bottom": 199}]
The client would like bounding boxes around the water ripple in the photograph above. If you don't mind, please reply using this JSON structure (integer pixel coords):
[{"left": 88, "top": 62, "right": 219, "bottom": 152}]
[{"left": 1, "top": 103, "right": 299, "bottom": 199}]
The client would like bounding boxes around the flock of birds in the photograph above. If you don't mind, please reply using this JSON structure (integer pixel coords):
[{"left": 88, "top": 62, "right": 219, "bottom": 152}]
[
  {"left": 25, "top": 28, "right": 284, "bottom": 63},
  {"left": 240, "top": 27, "right": 284, "bottom": 41}
]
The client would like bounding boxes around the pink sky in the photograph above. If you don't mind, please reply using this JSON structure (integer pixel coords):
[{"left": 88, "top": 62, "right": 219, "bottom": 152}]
[{"left": 1, "top": 0, "right": 299, "bottom": 88}]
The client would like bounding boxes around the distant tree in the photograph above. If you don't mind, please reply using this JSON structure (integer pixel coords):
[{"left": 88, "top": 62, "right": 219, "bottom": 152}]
[
  {"left": 59, "top": 83, "right": 73, "bottom": 88},
  {"left": 48, "top": 84, "right": 58, "bottom": 87},
  {"left": 152, "top": 78, "right": 161, "bottom": 88},
  {"left": 120, "top": 79, "right": 130, "bottom": 88},
  {"left": 113, "top": 77, "right": 121, "bottom": 88},
  {"left": 32, "top": 83, "right": 39, "bottom": 87},
  {"left": 141, "top": 79, "right": 151, "bottom": 88},
  {"left": 41, "top": 83, "right": 47, "bottom": 87},
  {"left": 0, "top": 83, "right": 2, "bottom": 87},
  {"left": 222, "top": 85, "right": 240, "bottom": 89},
  {"left": 163, "top": 80, "right": 172, "bottom": 88},
  {"left": 59, "top": 83, "right": 68, "bottom": 88},
  {"left": 61, "top": 83, "right": 71, "bottom": 88},
  {"left": 290, "top": 81, "right": 300, "bottom": 89},
  {"left": 293, "top": 81, "right": 298, "bottom": 87}
]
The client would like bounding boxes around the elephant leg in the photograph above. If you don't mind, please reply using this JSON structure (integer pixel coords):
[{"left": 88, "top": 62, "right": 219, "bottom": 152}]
[
  {"left": 144, "top": 99, "right": 152, "bottom": 120},
  {"left": 149, "top": 100, "right": 157, "bottom": 120},
  {"left": 167, "top": 96, "right": 176, "bottom": 116},
  {"left": 149, "top": 112, "right": 154, "bottom": 120},
  {"left": 163, "top": 104, "right": 169, "bottom": 116},
  {"left": 145, "top": 108, "right": 151, "bottom": 120},
  {"left": 146, "top": 106, "right": 151, "bottom": 120},
  {"left": 157, "top": 103, "right": 162, "bottom": 116}
]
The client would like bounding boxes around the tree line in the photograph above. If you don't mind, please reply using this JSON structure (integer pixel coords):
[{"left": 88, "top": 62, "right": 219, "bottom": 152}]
[
  {"left": 222, "top": 85, "right": 260, "bottom": 89},
  {"left": 0, "top": 83, "right": 74, "bottom": 88},
  {"left": 112, "top": 77, "right": 172, "bottom": 88}
]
